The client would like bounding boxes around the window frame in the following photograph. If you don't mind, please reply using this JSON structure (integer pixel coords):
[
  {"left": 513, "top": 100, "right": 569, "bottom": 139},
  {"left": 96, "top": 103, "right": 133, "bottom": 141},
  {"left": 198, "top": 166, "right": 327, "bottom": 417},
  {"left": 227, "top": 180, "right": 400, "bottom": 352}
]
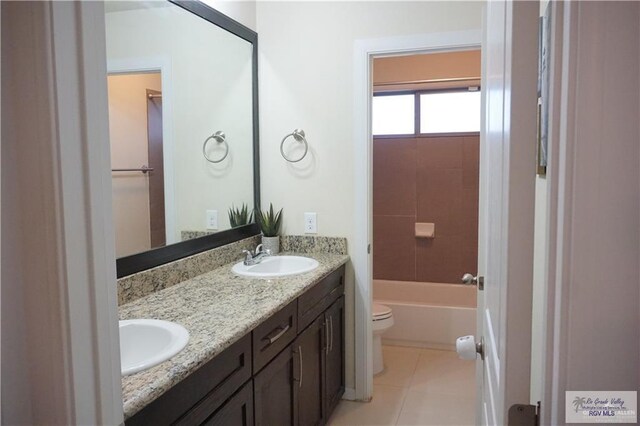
[{"left": 372, "top": 87, "right": 481, "bottom": 138}]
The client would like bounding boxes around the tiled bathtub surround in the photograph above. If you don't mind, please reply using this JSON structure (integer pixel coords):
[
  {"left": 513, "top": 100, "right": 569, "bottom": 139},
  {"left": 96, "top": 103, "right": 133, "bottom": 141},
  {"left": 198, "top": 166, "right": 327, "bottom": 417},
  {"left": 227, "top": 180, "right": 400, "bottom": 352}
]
[
  {"left": 120, "top": 252, "right": 349, "bottom": 419},
  {"left": 280, "top": 235, "right": 348, "bottom": 255},
  {"left": 373, "top": 135, "right": 479, "bottom": 284},
  {"left": 117, "top": 235, "right": 260, "bottom": 305}
]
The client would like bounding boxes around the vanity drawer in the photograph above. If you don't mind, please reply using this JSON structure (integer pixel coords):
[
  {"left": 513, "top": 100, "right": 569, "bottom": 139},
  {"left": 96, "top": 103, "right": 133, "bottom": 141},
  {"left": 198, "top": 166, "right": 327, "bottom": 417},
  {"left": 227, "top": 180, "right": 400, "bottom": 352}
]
[
  {"left": 252, "top": 299, "right": 298, "bottom": 372},
  {"left": 127, "top": 334, "right": 252, "bottom": 426},
  {"left": 298, "top": 265, "right": 345, "bottom": 330}
]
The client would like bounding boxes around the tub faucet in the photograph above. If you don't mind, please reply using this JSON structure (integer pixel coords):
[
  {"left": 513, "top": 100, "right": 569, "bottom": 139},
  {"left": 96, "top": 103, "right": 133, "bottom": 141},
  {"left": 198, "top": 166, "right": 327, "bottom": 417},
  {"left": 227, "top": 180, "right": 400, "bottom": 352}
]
[{"left": 242, "top": 244, "right": 272, "bottom": 266}]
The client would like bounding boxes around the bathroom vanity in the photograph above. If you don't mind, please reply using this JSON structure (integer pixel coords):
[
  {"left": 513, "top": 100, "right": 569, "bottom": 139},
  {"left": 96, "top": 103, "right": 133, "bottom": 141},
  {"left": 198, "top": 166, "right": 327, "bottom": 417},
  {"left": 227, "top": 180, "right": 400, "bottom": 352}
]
[
  {"left": 106, "top": 2, "right": 348, "bottom": 424},
  {"left": 121, "top": 252, "right": 347, "bottom": 426}
]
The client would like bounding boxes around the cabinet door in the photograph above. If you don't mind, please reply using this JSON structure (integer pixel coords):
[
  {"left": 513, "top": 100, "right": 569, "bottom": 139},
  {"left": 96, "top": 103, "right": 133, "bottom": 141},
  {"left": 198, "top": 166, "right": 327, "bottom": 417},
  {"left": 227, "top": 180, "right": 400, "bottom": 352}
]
[
  {"left": 254, "top": 345, "right": 297, "bottom": 426},
  {"left": 202, "top": 380, "right": 253, "bottom": 426},
  {"left": 325, "top": 296, "right": 345, "bottom": 417},
  {"left": 295, "top": 315, "right": 326, "bottom": 426}
]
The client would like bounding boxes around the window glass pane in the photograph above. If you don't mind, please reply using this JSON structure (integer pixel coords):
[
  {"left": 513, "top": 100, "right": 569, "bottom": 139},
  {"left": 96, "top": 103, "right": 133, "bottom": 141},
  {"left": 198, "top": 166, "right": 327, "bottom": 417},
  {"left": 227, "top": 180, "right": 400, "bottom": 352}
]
[
  {"left": 372, "top": 94, "right": 415, "bottom": 135},
  {"left": 420, "top": 91, "right": 481, "bottom": 133}
]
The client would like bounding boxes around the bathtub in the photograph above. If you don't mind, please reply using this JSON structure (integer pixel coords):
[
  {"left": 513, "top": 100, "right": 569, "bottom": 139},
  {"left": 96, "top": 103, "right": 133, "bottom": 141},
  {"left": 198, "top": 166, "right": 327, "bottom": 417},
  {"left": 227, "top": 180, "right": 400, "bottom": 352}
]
[{"left": 373, "top": 279, "right": 477, "bottom": 351}]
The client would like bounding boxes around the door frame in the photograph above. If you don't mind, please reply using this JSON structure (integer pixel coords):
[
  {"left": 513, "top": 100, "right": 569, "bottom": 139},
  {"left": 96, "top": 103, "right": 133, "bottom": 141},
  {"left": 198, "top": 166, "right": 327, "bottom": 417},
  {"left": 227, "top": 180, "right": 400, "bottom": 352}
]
[
  {"left": 2, "top": 1, "right": 123, "bottom": 423},
  {"left": 107, "top": 58, "right": 177, "bottom": 245},
  {"left": 352, "top": 29, "right": 482, "bottom": 401}
]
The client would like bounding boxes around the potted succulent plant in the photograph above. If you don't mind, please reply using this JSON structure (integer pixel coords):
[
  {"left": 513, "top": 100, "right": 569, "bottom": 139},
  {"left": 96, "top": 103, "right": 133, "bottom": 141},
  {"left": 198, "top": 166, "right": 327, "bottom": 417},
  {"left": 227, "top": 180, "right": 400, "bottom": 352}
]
[
  {"left": 228, "top": 203, "right": 253, "bottom": 228},
  {"left": 255, "top": 203, "right": 283, "bottom": 254}
]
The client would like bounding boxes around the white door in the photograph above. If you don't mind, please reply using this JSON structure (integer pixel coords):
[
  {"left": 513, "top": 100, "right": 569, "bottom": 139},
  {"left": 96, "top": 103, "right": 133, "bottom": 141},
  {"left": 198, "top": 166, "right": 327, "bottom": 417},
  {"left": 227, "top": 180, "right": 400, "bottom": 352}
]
[{"left": 474, "top": 1, "right": 539, "bottom": 424}]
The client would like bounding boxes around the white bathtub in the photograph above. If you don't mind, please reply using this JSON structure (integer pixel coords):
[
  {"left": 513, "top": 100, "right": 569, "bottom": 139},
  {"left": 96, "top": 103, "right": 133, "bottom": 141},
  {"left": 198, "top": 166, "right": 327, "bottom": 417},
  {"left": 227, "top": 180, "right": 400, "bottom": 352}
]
[{"left": 373, "top": 280, "right": 477, "bottom": 351}]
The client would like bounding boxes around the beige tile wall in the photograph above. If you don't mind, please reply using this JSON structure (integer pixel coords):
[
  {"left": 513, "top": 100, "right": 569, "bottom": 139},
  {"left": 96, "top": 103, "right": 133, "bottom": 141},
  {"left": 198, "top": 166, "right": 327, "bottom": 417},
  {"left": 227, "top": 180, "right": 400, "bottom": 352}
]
[{"left": 373, "top": 135, "right": 479, "bottom": 284}]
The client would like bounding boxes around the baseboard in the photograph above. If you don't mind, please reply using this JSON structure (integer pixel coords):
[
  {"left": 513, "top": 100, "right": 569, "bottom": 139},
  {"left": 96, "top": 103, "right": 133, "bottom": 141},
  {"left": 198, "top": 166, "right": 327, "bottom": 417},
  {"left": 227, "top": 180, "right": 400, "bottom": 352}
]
[
  {"left": 382, "top": 338, "right": 455, "bottom": 352},
  {"left": 342, "top": 387, "right": 356, "bottom": 400}
]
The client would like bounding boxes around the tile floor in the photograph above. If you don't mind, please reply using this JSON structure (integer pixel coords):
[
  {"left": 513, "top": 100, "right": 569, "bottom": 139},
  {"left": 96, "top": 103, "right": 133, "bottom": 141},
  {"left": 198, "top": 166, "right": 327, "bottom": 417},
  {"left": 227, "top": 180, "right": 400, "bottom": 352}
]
[{"left": 328, "top": 345, "right": 476, "bottom": 426}]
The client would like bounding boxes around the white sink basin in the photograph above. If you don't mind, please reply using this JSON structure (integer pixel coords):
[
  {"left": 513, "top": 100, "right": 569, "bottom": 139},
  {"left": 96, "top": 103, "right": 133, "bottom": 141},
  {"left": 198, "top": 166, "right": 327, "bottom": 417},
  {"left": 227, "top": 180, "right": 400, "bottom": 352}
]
[
  {"left": 119, "top": 319, "right": 189, "bottom": 376},
  {"left": 232, "top": 255, "right": 319, "bottom": 278}
]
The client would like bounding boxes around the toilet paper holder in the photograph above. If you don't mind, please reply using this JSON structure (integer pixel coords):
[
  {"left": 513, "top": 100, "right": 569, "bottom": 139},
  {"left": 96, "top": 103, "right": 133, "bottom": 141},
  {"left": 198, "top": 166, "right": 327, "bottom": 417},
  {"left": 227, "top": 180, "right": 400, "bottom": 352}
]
[{"left": 456, "top": 335, "right": 485, "bottom": 360}]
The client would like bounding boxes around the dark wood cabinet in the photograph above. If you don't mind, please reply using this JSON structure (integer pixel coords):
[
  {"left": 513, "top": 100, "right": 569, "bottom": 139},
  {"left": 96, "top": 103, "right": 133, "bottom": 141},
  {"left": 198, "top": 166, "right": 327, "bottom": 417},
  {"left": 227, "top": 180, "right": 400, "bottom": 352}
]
[
  {"left": 253, "top": 299, "right": 298, "bottom": 372},
  {"left": 126, "top": 265, "right": 345, "bottom": 426},
  {"left": 295, "top": 315, "right": 327, "bottom": 426},
  {"left": 298, "top": 266, "right": 345, "bottom": 330},
  {"left": 255, "top": 293, "right": 345, "bottom": 426},
  {"left": 252, "top": 266, "right": 345, "bottom": 426},
  {"left": 203, "top": 380, "right": 254, "bottom": 426},
  {"left": 254, "top": 345, "right": 298, "bottom": 426},
  {"left": 127, "top": 335, "right": 252, "bottom": 426},
  {"left": 324, "top": 296, "right": 345, "bottom": 416}
]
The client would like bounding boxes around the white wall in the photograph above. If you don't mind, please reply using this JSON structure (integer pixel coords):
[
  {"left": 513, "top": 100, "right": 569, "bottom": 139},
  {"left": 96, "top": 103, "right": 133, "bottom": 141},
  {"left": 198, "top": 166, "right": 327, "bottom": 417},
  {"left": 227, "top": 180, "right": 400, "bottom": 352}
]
[
  {"left": 545, "top": 1, "right": 640, "bottom": 421},
  {"left": 256, "top": 0, "right": 484, "bottom": 391},
  {"left": 562, "top": 0, "right": 639, "bottom": 394},
  {"left": 106, "top": 4, "right": 254, "bottom": 242},
  {"left": 202, "top": 0, "right": 256, "bottom": 31},
  {"left": 2, "top": 24, "right": 33, "bottom": 422}
]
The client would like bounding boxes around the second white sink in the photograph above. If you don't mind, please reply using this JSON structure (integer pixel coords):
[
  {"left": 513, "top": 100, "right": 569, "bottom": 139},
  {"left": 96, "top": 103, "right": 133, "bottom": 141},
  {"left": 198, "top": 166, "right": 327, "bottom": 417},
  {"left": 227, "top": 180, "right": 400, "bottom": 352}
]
[
  {"left": 232, "top": 255, "right": 319, "bottom": 278},
  {"left": 119, "top": 319, "right": 189, "bottom": 376}
]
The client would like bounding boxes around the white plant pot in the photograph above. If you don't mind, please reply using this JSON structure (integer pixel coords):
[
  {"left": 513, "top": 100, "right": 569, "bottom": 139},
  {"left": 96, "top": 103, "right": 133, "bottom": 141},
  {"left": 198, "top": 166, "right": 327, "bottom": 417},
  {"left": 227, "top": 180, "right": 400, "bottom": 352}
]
[{"left": 261, "top": 236, "right": 280, "bottom": 255}]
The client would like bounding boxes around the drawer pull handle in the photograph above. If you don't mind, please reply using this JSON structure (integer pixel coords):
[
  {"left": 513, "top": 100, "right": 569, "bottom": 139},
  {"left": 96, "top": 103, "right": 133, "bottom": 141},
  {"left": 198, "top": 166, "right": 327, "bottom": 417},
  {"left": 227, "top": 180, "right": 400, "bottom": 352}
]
[
  {"left": 329, "top": 316, "right": 334, "bottom": 352},
  {"left": 264, "top": 324, "right": 290, "bottom": 345},
  {"left": 298, "top": 346, "right": 303, "bottom": 388}
]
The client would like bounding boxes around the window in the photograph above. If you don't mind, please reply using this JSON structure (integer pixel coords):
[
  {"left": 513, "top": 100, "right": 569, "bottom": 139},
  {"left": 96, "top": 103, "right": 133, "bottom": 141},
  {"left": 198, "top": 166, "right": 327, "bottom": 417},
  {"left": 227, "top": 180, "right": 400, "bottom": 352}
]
[
  {"left": 420, "top": 91, "right": 480, "bottom": 134},
  {"left": 372, "top": 94, "right": 414, "bottom": 136},
  {"left": 372, "top": 89, "right": 481, "bottom": 136}
]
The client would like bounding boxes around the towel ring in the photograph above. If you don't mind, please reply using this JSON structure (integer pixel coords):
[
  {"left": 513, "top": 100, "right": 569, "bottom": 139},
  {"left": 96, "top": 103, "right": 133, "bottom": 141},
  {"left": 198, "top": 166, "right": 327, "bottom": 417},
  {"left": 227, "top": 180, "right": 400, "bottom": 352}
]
[
  {"left": 280, "top": 129, "right": 308, "bottom": 163},
  {"left": 203, "top": 131, "right": 229, "bottom": 163}
]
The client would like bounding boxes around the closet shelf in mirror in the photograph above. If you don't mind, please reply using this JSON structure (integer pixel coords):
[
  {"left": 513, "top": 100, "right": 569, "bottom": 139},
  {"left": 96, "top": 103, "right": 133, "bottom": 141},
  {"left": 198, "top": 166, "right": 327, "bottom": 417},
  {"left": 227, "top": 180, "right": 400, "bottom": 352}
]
[{"left": 112, "top": 165, "right": 154, "bottom": 174}]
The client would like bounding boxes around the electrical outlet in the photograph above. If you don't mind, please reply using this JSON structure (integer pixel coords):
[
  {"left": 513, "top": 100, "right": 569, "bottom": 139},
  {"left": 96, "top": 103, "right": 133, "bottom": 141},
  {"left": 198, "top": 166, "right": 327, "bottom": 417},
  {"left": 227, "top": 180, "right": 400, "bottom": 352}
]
[
  {"left": 304, "top": 212, "right": 317, "bottom": 234},
  {"left": 206, "top": 210, "right": 218, "bottom": 230}
]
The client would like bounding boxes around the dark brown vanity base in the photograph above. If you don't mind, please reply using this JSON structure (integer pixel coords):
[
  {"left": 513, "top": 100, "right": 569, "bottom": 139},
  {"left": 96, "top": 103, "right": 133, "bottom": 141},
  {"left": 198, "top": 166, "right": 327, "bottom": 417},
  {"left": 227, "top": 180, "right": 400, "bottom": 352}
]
[{"left": 126, "top": 264, "right": 345, "bottom": 426}]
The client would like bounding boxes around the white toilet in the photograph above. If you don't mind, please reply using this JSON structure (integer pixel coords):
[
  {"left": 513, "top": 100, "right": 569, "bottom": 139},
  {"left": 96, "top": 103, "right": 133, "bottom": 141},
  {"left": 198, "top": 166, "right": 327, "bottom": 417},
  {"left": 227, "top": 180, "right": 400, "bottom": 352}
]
[{"left": 372, "top": 303, "right": 394, "bottom": 375}]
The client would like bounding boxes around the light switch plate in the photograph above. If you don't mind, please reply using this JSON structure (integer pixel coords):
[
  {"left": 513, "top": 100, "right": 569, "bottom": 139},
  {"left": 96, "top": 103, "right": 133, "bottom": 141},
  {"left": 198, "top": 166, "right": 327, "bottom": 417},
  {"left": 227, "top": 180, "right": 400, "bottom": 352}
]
[
  {"left": 206, "top": 210, "right": 218, "bottom": 230},
  {"left": 304, "top": 212, "right": 317, "bottom": 234}
]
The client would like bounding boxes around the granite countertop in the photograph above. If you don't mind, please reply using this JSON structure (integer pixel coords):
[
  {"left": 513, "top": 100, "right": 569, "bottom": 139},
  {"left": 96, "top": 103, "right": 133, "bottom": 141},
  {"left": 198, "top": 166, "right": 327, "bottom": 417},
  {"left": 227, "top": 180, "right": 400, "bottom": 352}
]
[{"left": 120, "top": 252, "right": 349, "bottom": 420}]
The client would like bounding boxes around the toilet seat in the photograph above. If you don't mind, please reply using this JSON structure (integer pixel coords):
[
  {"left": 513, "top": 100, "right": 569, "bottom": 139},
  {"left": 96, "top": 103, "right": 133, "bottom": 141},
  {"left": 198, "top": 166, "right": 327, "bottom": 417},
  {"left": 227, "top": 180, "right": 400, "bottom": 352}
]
[{"left": 372, "top": 303, "right": 392, "bottom": 321}]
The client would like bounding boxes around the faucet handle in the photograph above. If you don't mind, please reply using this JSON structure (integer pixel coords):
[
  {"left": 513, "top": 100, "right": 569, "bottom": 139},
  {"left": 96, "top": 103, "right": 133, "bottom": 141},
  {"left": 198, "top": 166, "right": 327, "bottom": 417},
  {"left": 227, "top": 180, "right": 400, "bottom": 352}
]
[{"left": 242, "top": 249, "right": 253, "bottom": 261}]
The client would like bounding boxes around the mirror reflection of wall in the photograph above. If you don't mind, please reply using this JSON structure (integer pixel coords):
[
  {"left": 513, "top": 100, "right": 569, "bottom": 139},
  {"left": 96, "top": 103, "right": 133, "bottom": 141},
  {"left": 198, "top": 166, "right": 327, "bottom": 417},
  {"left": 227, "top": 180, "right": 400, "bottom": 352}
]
[
  {"left": 108, "top": 72, "right": 164, "bottom": 258},
  {"left": 105, "top": 1, "right": 255, "bottom": 259}
]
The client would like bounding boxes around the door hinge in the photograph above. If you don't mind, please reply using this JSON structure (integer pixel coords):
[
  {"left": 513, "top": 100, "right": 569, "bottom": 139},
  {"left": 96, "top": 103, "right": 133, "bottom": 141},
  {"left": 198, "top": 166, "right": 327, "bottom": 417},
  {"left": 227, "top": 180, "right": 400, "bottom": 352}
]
[
  {"left": 367, "top": 244, "right": 371, "bottom": 254},
  {"left": 508, "top": 401, "right": 540, "bottom": 426}
]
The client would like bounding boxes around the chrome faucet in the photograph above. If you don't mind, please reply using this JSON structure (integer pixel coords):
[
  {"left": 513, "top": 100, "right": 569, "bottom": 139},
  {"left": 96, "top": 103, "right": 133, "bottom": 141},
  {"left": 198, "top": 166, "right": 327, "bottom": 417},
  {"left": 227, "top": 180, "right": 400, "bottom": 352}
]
[{"left": 242, "top": 244, "right": 272, "bottom": 266}]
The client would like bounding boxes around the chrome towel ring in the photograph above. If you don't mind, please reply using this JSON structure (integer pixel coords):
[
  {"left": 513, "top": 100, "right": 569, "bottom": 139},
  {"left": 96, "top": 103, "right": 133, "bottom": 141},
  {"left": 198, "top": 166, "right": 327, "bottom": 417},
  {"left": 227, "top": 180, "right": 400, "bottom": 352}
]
[
  {"left": 280, "top": 129, "right": 308, "bottom": 163},
  {"left": 202, "top": 131, "right": 229, "bottom": 163}
]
